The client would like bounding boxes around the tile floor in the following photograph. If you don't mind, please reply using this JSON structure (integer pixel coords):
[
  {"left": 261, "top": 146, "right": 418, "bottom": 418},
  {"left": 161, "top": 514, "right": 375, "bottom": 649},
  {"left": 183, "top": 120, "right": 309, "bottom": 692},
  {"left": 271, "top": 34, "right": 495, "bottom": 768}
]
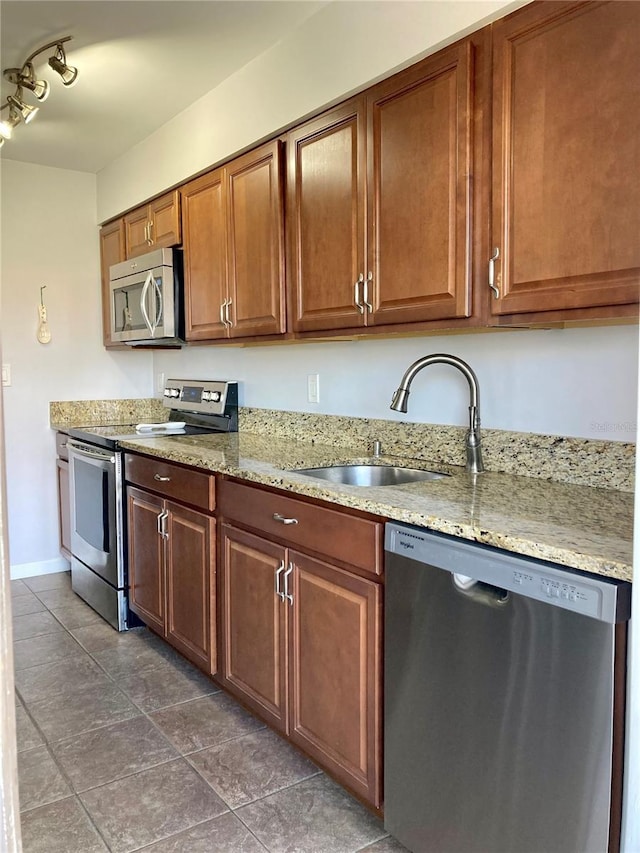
[{"left": 11, "top": 571, "right": 408, "bottom": 853}]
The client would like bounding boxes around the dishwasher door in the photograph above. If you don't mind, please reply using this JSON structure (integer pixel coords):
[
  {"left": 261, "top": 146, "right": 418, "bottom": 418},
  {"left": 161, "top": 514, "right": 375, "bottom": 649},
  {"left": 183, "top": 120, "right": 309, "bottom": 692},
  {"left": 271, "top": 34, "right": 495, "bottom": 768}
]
[{"left": 384, "top": 523, "right": 630, "bottom": 853}]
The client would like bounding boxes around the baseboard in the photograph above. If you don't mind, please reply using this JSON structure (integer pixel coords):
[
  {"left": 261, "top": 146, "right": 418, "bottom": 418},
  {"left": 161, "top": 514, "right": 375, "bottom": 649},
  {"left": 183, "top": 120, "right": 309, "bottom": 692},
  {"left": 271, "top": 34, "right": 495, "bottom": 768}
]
[{"left": 10, "top": 557, "right": 70, "bottom": 581}]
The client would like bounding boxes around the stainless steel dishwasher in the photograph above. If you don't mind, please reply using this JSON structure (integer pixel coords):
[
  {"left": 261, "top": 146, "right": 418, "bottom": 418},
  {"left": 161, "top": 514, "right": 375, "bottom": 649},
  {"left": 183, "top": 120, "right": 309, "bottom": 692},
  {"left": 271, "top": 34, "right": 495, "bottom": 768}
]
[{"left": 384, "top": 522, "right": 631, "bottom": 853}]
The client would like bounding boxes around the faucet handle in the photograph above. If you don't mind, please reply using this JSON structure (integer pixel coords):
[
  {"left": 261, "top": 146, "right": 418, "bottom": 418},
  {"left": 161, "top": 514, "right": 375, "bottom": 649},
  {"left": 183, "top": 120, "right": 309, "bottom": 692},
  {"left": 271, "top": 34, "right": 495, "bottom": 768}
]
[{"left": 371, "top": 439, "right": 382, "bottom": 458}]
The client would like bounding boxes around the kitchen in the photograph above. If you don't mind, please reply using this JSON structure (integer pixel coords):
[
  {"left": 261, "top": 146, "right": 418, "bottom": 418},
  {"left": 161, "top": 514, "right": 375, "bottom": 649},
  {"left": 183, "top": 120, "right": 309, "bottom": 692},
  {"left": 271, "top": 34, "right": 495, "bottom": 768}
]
[{"left": 1, "top": 0, "right": 639, "bottom": 851}]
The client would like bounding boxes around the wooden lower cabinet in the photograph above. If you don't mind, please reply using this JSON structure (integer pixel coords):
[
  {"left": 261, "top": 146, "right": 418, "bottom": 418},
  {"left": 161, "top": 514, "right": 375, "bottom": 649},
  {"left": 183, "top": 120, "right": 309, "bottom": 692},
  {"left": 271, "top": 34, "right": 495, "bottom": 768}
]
[
  {"left": 128, "top": 488, "right": 165, "bottom": 636},
  {"left": 127, "top": 485, "right": 215, "bottom": 673},
  {"left": 56, "top": 432, "right": 72, "bottom": 561},
  {"left": 289, "top": 550, "right": 381, "bottom": 806},
  {"left": 219, "top": 521, "right": 382, "bottom": 808},
  {"left": 56, "top": 458, "right": 71, "bottom": 560},
  {"left": 219, "top": 525, "right": 289, "bottom": 732}
]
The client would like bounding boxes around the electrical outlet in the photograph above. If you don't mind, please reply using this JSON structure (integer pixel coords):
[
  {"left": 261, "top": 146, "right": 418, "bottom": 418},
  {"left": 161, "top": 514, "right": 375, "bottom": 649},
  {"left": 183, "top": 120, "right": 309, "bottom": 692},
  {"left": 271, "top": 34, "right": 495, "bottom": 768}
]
[
  {"left": 307, "top": 373, "right": 320, "bottom": 404},
  {"left": 1, "top": 364, "right": 11, "bottom": 387}
]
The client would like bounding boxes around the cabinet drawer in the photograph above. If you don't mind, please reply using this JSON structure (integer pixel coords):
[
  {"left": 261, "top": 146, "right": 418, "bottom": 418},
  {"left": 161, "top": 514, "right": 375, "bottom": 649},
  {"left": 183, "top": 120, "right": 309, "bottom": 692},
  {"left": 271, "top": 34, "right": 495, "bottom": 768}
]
[
  {"left": 218, "top": 479, "right": 382, "bottom": 577},
  {"left": 125, "top": 454, "right": 215, "bottom": 512}
]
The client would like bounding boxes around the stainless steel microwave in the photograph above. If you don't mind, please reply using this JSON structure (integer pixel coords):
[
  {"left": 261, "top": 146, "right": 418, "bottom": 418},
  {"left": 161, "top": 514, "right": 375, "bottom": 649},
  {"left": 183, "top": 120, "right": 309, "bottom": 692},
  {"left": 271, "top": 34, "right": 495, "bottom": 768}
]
[{"left": 109, "top": 248, "right": 184, "bottom": 345}]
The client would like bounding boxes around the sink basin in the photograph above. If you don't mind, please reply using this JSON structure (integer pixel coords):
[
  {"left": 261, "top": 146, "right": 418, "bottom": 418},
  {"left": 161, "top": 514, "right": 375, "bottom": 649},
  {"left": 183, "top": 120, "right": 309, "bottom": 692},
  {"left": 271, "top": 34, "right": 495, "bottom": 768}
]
[{"left": 290, "top": 464, "right": 448, "bottom": 487}]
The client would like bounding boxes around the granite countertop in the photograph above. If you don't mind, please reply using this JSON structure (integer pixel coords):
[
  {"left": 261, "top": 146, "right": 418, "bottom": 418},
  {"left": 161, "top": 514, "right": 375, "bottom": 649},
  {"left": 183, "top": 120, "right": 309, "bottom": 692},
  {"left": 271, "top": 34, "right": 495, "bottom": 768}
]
[{"left": 115, "top": 431, "right": 634, "bottom": 583}]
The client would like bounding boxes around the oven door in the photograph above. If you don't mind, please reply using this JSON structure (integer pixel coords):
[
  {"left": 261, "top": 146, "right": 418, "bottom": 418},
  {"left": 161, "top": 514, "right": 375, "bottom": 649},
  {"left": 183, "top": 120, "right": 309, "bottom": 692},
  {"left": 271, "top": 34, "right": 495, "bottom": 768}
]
[
  {"left": 110, "top": 266, "right": 173, "bottom": 343},
  {"left": 68, "top": 440, "right": 124, "bottom": 588}
]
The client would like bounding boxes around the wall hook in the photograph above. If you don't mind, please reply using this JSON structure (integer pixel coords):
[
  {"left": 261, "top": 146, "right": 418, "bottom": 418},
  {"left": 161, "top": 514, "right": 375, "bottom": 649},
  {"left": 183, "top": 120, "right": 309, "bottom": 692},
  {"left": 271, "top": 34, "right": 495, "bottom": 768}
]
[{"left": 37, "top": 285, "right": 51, "bottom": 344}]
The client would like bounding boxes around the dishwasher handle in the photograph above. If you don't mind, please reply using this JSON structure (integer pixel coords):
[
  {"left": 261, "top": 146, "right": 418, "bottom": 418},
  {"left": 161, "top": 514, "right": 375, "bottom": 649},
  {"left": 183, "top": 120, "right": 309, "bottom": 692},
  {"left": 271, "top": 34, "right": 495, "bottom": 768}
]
[{"left": 452, "top": 573, "right": 509, "bottom": 608}]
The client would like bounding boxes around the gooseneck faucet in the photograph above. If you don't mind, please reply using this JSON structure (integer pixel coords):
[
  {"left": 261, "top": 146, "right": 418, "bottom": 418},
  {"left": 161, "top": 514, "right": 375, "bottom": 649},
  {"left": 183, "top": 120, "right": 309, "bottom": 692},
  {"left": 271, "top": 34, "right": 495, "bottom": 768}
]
[{"left": 390, "top": 354, "right": 484, "bottom": 474}]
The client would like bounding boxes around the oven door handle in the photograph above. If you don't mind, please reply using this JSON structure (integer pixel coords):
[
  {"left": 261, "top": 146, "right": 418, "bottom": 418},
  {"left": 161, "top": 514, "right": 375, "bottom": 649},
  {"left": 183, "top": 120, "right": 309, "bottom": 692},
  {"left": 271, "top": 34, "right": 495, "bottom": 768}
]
[{"left": 67, "top": 441, "right": 116, "bottom": 464}]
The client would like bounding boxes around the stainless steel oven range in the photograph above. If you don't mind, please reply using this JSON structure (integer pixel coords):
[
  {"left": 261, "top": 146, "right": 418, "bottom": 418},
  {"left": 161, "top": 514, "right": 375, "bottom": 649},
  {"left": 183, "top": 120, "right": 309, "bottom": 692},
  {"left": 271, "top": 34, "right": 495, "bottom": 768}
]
[{"left": 66, "top": 379, "right": 238, "bottom": 630}]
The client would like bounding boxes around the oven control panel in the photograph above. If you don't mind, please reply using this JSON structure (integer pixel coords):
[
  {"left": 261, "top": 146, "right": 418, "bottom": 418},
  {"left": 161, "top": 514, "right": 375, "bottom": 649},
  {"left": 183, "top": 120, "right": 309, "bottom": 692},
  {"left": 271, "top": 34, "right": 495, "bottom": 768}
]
[{"left": 162, "top": 379, "right": 238, "bottom": 415}]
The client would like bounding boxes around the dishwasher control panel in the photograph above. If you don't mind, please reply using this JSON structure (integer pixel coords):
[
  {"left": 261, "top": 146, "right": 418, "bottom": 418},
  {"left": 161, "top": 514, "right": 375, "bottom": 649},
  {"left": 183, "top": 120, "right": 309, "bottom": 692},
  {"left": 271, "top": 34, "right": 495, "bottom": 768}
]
[
  {"left": 511, "top": 569, "right": 601, "bottom": 620},
  {"left": 385, "top": 523, "right": 631, "bottom": 624}
]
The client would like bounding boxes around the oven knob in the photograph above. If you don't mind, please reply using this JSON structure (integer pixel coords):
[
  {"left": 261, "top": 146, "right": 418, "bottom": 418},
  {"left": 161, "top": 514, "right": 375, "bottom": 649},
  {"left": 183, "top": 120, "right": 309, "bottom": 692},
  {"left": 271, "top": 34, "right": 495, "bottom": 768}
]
[
  {"left": 201, "top": 391, "right": 212, "bottom": 402},
  {"left": 165, "top": 388, "right": 180, "bottom": 399},
  {"left": 211, "top": 391, "right": 222, "bottom": 403}
]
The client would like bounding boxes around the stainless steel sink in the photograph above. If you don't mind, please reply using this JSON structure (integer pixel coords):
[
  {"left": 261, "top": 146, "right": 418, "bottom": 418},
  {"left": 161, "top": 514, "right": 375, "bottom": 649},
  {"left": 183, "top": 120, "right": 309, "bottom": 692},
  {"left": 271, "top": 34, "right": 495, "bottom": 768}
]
[{"left": 290, "top": 464, "right": 449, "bottom": 487}]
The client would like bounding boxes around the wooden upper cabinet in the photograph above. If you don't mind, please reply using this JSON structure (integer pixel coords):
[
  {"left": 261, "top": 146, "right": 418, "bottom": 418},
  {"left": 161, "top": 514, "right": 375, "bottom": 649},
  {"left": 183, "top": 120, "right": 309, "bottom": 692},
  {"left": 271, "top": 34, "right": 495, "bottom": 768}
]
[
  {"left": 182, "top": 167, "right": 228, "bottom": 340},
  {"left": 288, "top": 36, "right": 480, "bottom": 334},
  {"left": 100, "top": 218, "right": 126, "bottom": 347},
  {"left": 287, "top": 98, "right": 367, "bottom": 332},
  {"left": 227, "top": 141, "right": 286, "bottom": 337},
  {"left": 490, "top": 0, "right": 640, "bottom": 317},
  {"left": 366, "top": 39, "right": 475, "bottom": 325},
  {"left": 124, "top": 190, "right": 181, "bottom": 258},
  {"left": 182, "top": 140, "right": 286, "bottom": 341}
]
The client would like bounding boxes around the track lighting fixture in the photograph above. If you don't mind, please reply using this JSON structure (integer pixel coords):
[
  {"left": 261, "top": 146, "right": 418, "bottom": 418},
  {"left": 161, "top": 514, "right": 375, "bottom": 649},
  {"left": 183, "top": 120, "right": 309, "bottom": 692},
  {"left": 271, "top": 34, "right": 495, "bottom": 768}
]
[{"left": 1, "top": 36, "right": 78, "bottom": 147}]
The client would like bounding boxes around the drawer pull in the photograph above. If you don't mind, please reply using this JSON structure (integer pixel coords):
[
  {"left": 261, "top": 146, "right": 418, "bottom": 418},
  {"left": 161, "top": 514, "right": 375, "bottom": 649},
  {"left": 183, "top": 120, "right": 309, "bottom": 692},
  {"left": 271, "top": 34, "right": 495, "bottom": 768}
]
[
  {"left": 273, "top": 513, "right": 298, "bottom": 525},
  {"left": 154, "top": 474, "right": 171, "bottom": 482}
]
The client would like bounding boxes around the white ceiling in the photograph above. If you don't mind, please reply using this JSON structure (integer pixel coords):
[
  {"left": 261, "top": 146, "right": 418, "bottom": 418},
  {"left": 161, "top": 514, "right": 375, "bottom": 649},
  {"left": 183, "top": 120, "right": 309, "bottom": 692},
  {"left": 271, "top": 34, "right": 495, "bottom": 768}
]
[{"left": 0, "top": 0, "right": 327, "bottom": 173}]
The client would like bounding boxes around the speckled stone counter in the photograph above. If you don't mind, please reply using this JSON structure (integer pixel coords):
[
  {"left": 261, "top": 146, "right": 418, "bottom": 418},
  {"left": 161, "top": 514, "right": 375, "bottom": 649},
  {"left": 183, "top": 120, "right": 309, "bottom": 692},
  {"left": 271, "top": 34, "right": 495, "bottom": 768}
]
[
  {"left": 117, "top": 431, "right": 634, "bottom": 583},
  {"left": 50, "top": 398, "right": 165, "bottom": 428}
]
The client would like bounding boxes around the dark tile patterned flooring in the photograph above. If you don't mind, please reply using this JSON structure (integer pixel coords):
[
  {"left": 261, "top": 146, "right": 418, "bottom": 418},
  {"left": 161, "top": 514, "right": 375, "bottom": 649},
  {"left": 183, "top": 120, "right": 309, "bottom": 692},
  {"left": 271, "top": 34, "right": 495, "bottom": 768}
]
[{"left": 12, "top": 572, "right": 407, "bottom": 853}]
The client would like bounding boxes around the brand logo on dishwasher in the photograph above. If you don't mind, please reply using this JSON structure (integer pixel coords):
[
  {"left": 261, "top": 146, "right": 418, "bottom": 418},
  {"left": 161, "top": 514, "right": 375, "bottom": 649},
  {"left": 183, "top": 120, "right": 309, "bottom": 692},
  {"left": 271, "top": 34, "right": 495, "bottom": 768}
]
[{"left": 399, "top": 538, "right": 415, "bottom": 550}]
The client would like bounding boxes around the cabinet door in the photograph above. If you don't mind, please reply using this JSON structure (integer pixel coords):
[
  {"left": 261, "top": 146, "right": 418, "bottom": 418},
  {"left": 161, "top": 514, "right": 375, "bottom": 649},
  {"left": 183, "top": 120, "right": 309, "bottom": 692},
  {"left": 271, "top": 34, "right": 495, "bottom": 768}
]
[
  {"left": 219, "top": 524, "right": 289, "bottom": 733},
  {"left": 100, "top": 219, "right": 126, "bottom": 347},
  {"left": 490, "top": 0, "right": 640, "bottom": 316},
  {"left": 56, "top": 459, "right": 71, "bottom": 560},
  {"left": 182, "top": 168, "right": 229, "bottom": 340},
  {"left": 123, "top": 205, "right": 152, "bottom": 259},
  {"left": 149, "top": 190, "right": 181, "bottom": 249},
  {"left": 366, "top": 38, "right": 475, "bottom": 325},
  {"left": 287, "top": 98, "right": 367, "bottom": 332},
  {"left": 127, "top": 487, "right": 165, "bottom": 635},
  {"left": 227, "top": 140, "right": 286, "bottom": 337},
  {"left": 289, "top": 551, "right": 381, "bottom": 807},
  {"left": 165, "top": 501, "right": 215, "bottom": 673}
]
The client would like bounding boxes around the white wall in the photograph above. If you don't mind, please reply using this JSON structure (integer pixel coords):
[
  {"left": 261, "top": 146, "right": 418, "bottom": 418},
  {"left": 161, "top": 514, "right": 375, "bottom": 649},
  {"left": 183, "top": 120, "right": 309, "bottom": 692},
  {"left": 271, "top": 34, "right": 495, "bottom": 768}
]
[
  {"left": 154, "top": 325, "right": 638, "bottom": 442},
  {"left": 97, "top": 0, "right": 521, "bottom": 221},
  {"left": 0, "top": 160, "right": 152, "bottom": 577}
]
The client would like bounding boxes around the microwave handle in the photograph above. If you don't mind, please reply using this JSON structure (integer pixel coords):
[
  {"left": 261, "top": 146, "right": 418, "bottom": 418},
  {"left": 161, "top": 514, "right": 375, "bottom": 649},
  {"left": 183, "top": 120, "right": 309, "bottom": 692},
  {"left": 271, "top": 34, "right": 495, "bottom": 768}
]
[
  {"left": 140, "top": 272, "right": 154, "bottom": 336},
  {"left": 151, "top": 277, "right": 163, "bottom": 336}
]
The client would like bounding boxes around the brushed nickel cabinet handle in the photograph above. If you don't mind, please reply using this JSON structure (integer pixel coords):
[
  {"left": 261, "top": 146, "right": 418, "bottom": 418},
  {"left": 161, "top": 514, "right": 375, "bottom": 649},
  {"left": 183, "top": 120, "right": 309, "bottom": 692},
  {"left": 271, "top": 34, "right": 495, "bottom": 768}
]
[
  {"left": 489, "top": 247, "right": 500, "bottom": 298},
  {"left": 273, "top": 513, "right": 298, "bottom": 525},
  {"left": 154, "top": 473, "right": 171, "bottom": 482},
  {"left": 283, "top": 563, "right": 294, "bottom": 605},
  {"left": 354, "top": 273, "right": 365, "bottom": 314},
  {"left": 147, "top": 220, "right": 154, "bottom": 245},
  {"left": 157, "top": 509, "right": 169, "bottom": 539},
  {"left": 225, "top": 298, "right": 233, "bottom": 328},
  {"left": 363, "top": 271, "right": 373, "bottom": 313},
  {"left": 275, "top": 560, "right": 286, "bottom": 601}
]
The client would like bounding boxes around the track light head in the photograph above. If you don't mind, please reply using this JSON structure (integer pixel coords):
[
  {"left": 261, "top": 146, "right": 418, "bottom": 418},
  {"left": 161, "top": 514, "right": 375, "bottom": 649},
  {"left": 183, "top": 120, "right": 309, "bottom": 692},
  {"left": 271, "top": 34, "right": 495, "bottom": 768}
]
[
  {"left": 48, "top": 45, "right": 78, "bottom": 87},
  {"left": 0, "top": 105, "right": 22, "bottom": 139},
  {"left": 7, "top": 91, "right": 39, "bottom": 124},
  {"left": 4, "top": 62, "right": 50, "bottom": 101}
]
